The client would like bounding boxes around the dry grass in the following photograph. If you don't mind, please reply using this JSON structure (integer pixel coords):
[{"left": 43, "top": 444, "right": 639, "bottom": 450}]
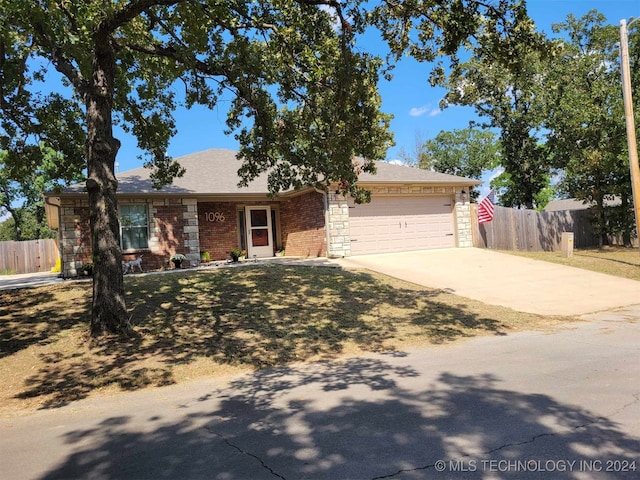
[
  {"left": 503, "top": 246, "right": 640, "bottom": 281},
  {"left": 0, "top": 264, "right": 579, "bottom": 416}
]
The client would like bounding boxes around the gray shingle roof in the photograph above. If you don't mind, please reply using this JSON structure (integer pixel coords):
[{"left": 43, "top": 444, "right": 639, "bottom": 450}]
[
  {"left": 544, "top": 196, "right": 622, "bottom": 212},
  {"left": 358, "top": 160, "right": 481, "bottom": 185},
  {"left": 62, "top": 148, "right": 479, "bottom": 195}
]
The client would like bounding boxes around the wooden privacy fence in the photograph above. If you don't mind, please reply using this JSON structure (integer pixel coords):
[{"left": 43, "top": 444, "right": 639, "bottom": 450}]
[
  {"left": 0, "top": 239, "right": 60, "bottom": 274},
  {"left": 472, "top": 205, "right": 598, "bottom": 251}
]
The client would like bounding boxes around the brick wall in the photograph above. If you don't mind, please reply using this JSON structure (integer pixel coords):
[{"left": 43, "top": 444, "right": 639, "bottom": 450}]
[
  {"left": 149, "top": 200, "right": 189, "bottom": 269},
  {"left": 280, "top": 191, "right": 326, "bottom": 257},
  {"left": 58, "top": 196, "right": 201, "bottom": 277},
  {"left": 197, "top": 201, "right": 244, "bottom": 260},
  {"left": 58, "top": 191, "right": 329, "bottom": 276}
]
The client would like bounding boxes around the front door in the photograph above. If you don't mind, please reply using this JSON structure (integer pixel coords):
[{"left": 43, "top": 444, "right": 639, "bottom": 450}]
[{"left": 245, "top": 206, "right": 273, "bottom": 258}]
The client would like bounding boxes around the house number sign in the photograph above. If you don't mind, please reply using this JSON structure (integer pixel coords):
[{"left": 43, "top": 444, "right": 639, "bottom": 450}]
[{"left": 205, "top": 212, "right": 225, "bottom": 222}]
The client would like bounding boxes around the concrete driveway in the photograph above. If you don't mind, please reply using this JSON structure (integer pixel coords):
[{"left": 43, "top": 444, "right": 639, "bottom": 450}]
[{"left": 336, "top": 248, "right": 640, "bottom": 316}]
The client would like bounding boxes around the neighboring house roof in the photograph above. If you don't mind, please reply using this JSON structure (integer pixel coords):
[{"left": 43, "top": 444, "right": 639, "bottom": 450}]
[
  {"left": 58, "top": 148, "right": 479, "bottom": 196},
  {"left": 544, "top": 196, "right": 622, "bottom": 212}
]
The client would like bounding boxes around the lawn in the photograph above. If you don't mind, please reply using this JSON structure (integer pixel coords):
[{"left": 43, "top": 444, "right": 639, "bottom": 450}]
[
  {"left": 503, "top": 246, "right": 640, "bottom": 281},
  {"left": 0, "top": 263, "right": 579, "bottom": 415}
]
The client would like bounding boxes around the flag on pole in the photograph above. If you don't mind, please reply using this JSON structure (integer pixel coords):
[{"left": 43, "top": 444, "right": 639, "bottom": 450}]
[{"left": 477, "top": 190, "right": 496, "bottom": 224}]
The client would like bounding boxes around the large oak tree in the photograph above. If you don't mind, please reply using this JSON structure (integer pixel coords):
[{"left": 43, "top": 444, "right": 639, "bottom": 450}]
[
  {"left": 1, "top": 0, "right": 542, "bottom": 336},
  {"left": 544, "top": 11, "right": 638, "bottom": 245},
  {"left": 418, "top": 128, "right": 501, "bottom": 200}
]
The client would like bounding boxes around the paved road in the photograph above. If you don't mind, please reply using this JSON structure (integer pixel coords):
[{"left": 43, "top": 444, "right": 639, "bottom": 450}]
[
  {"left": 0, "top": 271, "right": 63, "bottom": 291},
  {"left": 1, "top": 305, "right": 638, "bottom": 480}
]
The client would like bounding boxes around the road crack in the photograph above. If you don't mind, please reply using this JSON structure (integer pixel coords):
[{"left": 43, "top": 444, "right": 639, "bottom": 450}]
[
  {"left": 203, "top": 425, "right": 287, "bottom": 479},
  {"left": 370, "top": 414, "right": 617, "bottom": 480}
]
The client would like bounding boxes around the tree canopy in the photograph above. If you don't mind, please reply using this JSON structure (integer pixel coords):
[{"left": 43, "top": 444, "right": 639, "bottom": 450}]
[
  {"left": 441, "top": 27, "right": 558, "bottom": 209},
  {"left": 418, "top": 128, "right": 500, "bottom": 200},
  {"left": 0, "top": 0, "right": 545, "bottom": 336},
  {"left": 433, "top": 8, "right": 639, "bottom": 242},
  {"left": 544, "top": 11, "right": 637, "bottom": 245}
]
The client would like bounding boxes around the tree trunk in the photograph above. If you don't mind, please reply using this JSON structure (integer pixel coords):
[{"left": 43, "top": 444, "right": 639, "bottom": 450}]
[
  {"left": 595, "top": 195, "right": 608, "bottom": 249},
  {"left": 86, "top": 37, "right": 131, "bottom": 337}
]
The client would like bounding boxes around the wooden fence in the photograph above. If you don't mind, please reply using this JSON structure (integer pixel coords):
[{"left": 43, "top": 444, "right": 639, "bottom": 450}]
[
  {"left": 472, "top": 205, "right": 599, "bottom": 251},
  {"left": 0, "top": 239, "right": 60, "bottom": 274}
]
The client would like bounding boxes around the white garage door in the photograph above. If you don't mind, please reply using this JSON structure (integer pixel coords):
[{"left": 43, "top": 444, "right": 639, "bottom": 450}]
[{"left": 348, "top": 196, "right": 455, "bottom": 255}]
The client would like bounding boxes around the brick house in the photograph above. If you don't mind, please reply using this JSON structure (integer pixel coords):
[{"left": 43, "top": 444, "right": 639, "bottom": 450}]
[{"left": 45, "top": 149, "right": 479, "bottom": 278}]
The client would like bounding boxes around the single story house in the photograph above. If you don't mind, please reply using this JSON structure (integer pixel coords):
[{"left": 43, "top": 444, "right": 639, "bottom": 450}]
[
  {"left": 45, "top": 149, "right": 480, "bottom": 278},
  {"left": 543, "top": 196, "right": 622, "bottom": 212}
]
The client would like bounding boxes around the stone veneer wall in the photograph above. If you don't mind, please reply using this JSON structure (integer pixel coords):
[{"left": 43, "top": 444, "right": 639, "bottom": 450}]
[
  {"left": 58, "top": 197, "right": 200, "bottom": 277},
  {"left": 324, "top": 192, "right": 351, "bottom": 258},
  {"left": 324, "top": 186, "right": 474, "bottom": 257},
  {"left": 59, "top": 198, "right": 91, "bottom": 278},
  {"left": 454, "top": 190, "right": 473, "bottom": 247}
]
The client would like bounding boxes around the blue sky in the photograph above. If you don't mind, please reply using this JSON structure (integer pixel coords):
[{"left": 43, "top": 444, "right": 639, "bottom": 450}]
[
  {"left": 381, "top": 1, "right": 638, "bottom": 161},
  {"left": 104, "top": 1, "right": 640, "bottom": 184}
]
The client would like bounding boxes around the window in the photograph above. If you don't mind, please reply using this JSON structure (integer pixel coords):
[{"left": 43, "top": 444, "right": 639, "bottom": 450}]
[{"left": 120, "top": 205, "right": 149, "bottom": 250}]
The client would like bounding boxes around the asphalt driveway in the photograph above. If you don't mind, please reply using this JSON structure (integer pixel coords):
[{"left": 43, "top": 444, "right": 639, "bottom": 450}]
[{"left": 336, "top": 248, "right": 640, "bottom": 316}]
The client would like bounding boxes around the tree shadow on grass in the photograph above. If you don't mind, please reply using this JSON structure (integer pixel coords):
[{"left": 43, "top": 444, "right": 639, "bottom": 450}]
[
  {"left": 0, "top": 285, "right": 90, "bottom": 358},
  {"left": 13, "top": 264, "right": 509, "bottom": 408},
  {"left": 36, "top": 362, "right": 639, "bottom": 480}
]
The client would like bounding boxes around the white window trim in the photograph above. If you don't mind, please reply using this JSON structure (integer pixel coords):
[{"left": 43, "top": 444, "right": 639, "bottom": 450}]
[{"left": 119, "top": 203, "right": 151, "bottom": 251}]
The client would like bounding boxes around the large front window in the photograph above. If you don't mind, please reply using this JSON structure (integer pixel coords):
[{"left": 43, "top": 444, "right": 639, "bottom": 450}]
[{"left": 120, "top": 205, "right": 149, "bottom": 250}]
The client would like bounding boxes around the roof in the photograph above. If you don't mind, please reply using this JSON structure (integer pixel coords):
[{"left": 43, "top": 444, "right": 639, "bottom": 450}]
[
  {"left": 544, "top": 196, "right": 622, "bottom": 212},
  {"left": 357, "top": 160, "right": 481, "bottom": 186},
  {"left": 59, "top": 148, "right": 479, "bottom": 196}
]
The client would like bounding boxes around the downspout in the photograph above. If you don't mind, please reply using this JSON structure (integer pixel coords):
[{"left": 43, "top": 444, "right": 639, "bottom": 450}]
[{"left": 44, "top": 194, "right": 63, "bottom": 276}]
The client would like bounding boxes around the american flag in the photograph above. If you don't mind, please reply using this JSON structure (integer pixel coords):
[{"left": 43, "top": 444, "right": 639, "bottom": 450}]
[{"left": 478, "top": 190, "right": 496, "bottom": 224}]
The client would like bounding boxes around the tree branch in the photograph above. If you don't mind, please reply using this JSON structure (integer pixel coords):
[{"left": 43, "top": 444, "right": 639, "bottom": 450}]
[
  {"left": 99, "top": 0, "right": 185, "bottom": 34},
  {"left": 28, "top": 15, "right": 88, "bottom": 96},
  {"left": 115, "top": 39, "right": 225, "bottom": 77}
]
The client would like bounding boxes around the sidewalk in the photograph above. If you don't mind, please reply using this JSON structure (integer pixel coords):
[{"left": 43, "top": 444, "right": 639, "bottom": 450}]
[{"left": 0, "top": 271, "right": 63, "bottom": 291}]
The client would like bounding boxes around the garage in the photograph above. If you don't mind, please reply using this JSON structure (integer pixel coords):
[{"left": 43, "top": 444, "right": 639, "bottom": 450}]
[{"left": 348, "top": 195, "right": 455, "bottom": 255}]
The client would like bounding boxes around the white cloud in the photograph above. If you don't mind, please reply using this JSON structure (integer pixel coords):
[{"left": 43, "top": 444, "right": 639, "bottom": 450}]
[
  {"left": 409, "top": 105, "right": 441, "bottom": 117},
  {"left": 488, "top": 167, "right": 504, "bottom": 182}
]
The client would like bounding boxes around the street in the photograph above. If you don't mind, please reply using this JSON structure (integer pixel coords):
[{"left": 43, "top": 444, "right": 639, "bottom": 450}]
[{"left": 1, "top": 305, "right": 638, "bottom": 479}]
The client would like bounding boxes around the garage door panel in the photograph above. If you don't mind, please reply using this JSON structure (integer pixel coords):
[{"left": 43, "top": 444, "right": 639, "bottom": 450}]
[{"left": 348, "top": 196, "right": 455, "bottom": 255}]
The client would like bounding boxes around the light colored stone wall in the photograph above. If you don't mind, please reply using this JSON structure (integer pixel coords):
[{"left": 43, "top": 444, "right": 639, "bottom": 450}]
[
  {"left": 325, "top": 192, "right": 351, "bottom": 258},
  {"left": 59, "top": 198, "right": 91, "bottom": 278},
  {"left": 181, "top": 198, "right": 201, "bottom": 266},
  {"left": 455, "top": 189, "right": 474, "bottom": 247}
]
